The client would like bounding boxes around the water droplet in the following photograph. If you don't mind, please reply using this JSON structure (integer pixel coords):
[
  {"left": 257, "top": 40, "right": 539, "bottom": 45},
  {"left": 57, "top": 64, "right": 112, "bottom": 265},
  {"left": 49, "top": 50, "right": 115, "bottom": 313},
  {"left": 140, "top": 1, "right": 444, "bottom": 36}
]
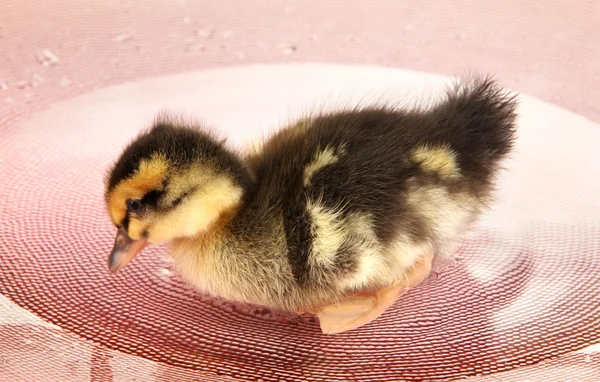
[
  {"left": 36, "top": 48, "right": 60, "bottom": 66},
  {"left": 157, "top": 268, "right": 172, "bottom": 283},
  {"left": 183, "top": 17, "right": 190, "bottom": 24},
  {"left": 32, "top": 73, "right": 45, "bottom": 86},
  {"left": 164, "top": 257, "right": 176, "bottom": 265},
  {"left": 113, "top": 33, "right": 133, "bottom": 42},
  {"left": 59, "top": 76, "right": 72, "bottom": 88},
  {"left": 222, "top": 30, "right": 233, "bottom": 38},
  {"left": 185, "top": 44, "right": 205, "bottom": 53},
  {"left": 195, "top": 28, "right": 215, "bottom": 38},
  {"left": 280, "top": 42, "right": 297, "bottom": 55},
  {"left": 0, "top": 81, "right": 8, "bottom": 91},
  {"left": 14, "top": 80, "right": 32, "bottom": 90}
]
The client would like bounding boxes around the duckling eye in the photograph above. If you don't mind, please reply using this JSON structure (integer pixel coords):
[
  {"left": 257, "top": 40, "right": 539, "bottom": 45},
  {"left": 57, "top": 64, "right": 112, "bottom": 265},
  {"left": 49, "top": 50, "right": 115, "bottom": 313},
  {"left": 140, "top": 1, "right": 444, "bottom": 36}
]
[{"left": 126, "top": 199, "right": 142, "bottom": 213}]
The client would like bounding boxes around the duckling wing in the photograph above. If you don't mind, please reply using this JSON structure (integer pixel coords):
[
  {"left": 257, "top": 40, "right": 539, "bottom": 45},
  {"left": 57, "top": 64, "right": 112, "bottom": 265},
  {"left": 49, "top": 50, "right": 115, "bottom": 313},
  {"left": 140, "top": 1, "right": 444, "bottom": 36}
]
[{"left": 240, "top": 77, "right": 515, "bottom": 315}]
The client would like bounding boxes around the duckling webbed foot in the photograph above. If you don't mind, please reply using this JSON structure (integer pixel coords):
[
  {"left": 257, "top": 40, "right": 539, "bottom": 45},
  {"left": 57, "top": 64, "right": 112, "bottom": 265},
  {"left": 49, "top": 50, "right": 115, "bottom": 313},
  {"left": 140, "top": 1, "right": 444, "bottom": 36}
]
[{"left": 306, "top": 252, "right": 434, "bottom": 334}]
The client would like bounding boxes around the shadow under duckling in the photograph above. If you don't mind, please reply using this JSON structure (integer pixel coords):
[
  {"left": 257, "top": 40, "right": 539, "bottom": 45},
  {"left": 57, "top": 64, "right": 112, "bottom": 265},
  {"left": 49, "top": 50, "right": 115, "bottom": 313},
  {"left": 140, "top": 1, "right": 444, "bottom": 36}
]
[{"left": 104, "top": 76, "right": 517, "bottom": 334}]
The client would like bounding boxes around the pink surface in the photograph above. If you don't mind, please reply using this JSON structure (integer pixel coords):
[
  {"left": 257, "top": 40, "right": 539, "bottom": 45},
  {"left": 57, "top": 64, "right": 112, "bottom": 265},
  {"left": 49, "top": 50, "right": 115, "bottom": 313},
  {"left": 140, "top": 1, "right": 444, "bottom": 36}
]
[
  {"left": 1, "top": 1, "right": 600, "bottom": 381},
  {"left": 2, "top": 65, "right": 600, "bottom": 381},
  {"left": 1, "top": 0, "right": 600, "bottom": 125}
]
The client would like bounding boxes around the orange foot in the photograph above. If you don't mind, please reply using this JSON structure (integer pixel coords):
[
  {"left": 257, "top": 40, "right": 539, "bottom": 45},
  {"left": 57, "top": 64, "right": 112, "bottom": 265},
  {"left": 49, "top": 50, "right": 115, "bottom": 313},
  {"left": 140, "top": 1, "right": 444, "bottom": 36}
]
[{"left": 304, "top": 252, "right": 434, "bottom": 334}]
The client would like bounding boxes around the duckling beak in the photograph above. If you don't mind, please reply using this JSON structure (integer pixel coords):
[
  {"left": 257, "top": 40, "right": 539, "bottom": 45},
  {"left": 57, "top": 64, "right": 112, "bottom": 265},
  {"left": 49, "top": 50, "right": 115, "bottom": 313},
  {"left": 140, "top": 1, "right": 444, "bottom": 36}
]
[{"left": 108, "top": 227, "right": 148, "bottom": 273}]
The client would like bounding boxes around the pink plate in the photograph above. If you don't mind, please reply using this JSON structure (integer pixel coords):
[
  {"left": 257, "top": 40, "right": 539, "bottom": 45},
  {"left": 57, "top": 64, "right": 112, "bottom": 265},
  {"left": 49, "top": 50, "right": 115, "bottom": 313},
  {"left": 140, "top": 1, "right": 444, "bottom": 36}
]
[
  {"left": 1, "top": 64, "right": 599, "bottom": 381},
  {"left": 2, "top": 0, "right": 600, "bottom": 379}
]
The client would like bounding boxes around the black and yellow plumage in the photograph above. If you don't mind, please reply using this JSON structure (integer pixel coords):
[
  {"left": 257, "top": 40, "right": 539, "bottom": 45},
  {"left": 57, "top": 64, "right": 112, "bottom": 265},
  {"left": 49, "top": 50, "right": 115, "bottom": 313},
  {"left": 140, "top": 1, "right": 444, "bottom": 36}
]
[{"left": 104, "top": 77, "right": 517, "bottom": 333}]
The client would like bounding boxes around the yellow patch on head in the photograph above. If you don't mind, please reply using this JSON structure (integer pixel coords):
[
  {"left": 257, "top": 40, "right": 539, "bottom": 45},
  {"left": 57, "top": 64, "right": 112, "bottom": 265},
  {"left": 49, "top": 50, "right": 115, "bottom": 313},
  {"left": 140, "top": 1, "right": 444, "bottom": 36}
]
[
  {"left": 159, "top": 165, "right": 212, "bottom": 207},
  {"left": 126, "top": 219, "right": 146, "bottom": 241},
  {"left": 107, "top": 153, "right": 169, "bottom": 225},
  {"left": 304, "top": 145, "right": 345, "bottom": 186},
  {"left": 411, "top": 145, "right": 460, "bottom": 179},
  {"left": 144, "top": 174, "right": 243, "bottom": 244}
]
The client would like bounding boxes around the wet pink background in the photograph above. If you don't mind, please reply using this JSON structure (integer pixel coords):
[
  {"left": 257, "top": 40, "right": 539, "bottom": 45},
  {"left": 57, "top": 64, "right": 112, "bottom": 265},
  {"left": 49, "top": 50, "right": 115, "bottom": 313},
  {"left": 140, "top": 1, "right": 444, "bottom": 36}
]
[
  {"left": 1, "top": 0, "right": 600, "bottom": 125},
  {"left": 1, "top": 0, "right": 600, "bottom": 381}
]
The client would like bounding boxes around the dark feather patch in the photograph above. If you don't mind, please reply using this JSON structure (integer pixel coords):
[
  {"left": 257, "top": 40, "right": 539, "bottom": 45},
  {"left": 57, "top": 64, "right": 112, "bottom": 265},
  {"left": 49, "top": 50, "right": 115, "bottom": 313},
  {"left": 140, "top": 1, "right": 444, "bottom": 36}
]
[
  {"left": 241, "top": 76, "right": 516, "bottom": 284},
  {"left": 140, "top": 188, "right": 165, "bottom": 207},
  {"left": 121, "top": 216, "right": 130, "bottom": 231},
  {"left": 105, "top": 119, "right": 255, "bottom": 199},
  {"left": 170, "top": 186, "right": 199, "bottom": 208},
  {"left": 283, "top": 206, "right": 313, "bottom": 285},
  {"left": 333, "top": 242, "right": 359, "bottom": 277}
]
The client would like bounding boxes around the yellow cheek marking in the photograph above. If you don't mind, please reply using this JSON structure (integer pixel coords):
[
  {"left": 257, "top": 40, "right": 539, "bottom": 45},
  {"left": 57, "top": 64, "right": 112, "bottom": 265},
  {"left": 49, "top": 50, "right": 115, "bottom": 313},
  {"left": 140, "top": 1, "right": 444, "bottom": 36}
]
[
  {"left": 127, "top": 219, "right": 146, "bottom": 240},
  {"left": 159, "top": 166, "right": 209, "bottom": 207},
  {"left": 107, "top": 154, "right": 168, "bottom": 224},
  {"left": 411, "top": 145, "right": 460, "bottom": 179},
  {"left": 146, "top": 175, "right": 243, "bottom": 243}
]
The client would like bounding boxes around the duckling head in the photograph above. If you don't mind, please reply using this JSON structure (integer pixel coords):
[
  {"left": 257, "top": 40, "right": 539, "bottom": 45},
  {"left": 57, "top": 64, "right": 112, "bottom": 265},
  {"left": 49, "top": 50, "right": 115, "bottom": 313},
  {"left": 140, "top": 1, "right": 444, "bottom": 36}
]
[{"left": 104, "top": 118, "right": 253, "bottom": 273}]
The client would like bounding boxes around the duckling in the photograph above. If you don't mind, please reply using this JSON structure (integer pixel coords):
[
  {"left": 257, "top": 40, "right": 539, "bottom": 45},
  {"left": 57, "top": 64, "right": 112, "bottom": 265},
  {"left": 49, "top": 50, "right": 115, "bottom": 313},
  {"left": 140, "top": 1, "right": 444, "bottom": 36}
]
[{"left": 104, "top": 77, "right": 517, "bottom": 334}]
